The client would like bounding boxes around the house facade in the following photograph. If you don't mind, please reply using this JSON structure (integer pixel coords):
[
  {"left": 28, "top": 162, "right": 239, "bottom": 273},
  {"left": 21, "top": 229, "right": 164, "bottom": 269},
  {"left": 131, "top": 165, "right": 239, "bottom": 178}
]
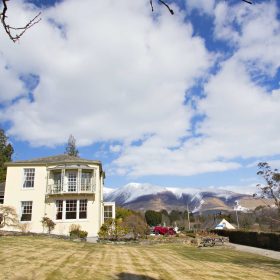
[{"left": 3, "top": 155, "right": 115, "bottom": 237}]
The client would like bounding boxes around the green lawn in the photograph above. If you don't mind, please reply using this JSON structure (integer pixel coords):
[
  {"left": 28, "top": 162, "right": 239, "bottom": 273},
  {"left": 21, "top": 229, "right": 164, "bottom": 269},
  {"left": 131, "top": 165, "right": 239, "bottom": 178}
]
[{"left": 0, "top": 236, "right": 279, "bottom": 280}]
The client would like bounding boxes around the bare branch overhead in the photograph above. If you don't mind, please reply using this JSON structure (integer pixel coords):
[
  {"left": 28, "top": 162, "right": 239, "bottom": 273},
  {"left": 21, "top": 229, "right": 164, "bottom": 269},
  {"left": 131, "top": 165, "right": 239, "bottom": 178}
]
[
  {"left": 150, "top": 0, "right": 253, "bottom": 15},
  {"left": 150, "top": 0, "right": 174, "bottom": 15},
  {"left": 0, "top": 0, "right": 41, "bottom": 42},
  {"left": 0, "top": 0, "right": 253, "bottom": 42}
]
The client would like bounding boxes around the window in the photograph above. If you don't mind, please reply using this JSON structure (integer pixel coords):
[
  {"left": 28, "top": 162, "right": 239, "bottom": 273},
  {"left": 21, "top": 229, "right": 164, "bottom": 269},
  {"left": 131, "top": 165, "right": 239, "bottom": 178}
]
[
  {"left": 0, "top": 196, "right": 4, "bottom": 204},
  {"left": 56, "top": 200, "right": 87, "bottom": 221},
  {"left": 53, "top": 173, "right": 63, "bottom": 192},
  {"left": 56, "top": 200, "right": 63, "bottom": 220},
  {"left": 81, "top": 172, "right": 91, "bottom": 191},
  {"left": 79, "top": 199, "right": 87, "bottom": 219},
  {"left": 21, "top": 201, "right": 33, "bottom": 221},
  {"left": 67, "top": 172, "right": 77, "bottom": 192},
  {"left": 23, "top": 168, "right": 35, "bottom": 188},
  {"left": 104, "top": 206, "right": 112, "bottom": 221},
  {"left": 66, "top": 200, "right": 77, "bottom": 219}
]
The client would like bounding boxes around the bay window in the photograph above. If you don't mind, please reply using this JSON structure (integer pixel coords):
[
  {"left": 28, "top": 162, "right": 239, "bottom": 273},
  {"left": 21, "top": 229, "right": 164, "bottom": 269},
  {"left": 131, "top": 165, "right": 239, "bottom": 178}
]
[{"left": 56, "top": 199, "right": 87, "bottom": 220}]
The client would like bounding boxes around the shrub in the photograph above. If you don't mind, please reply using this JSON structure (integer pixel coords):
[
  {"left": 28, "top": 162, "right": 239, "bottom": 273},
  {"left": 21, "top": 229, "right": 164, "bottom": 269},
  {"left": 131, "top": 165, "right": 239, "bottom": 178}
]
[
  {"left": 0, "top": 205, "right": 19, "bottom": 228},
  {"left": 98, "top": 218, "right": 128, "bottom": 241},
  {"left": 18, "top": 223, "right": 31, "bottom": 233},
  {"left": 79, "top": 230, "right": 88, "bottom": 239},
  {"left": 41, "top": 216, "right": 56, "bottom": 234},
  {"left": 69, "top": 224, "right": 88, "bottom": 240},
  {"left": 122, "top": 214, "right": 149, "bottom": 239}
]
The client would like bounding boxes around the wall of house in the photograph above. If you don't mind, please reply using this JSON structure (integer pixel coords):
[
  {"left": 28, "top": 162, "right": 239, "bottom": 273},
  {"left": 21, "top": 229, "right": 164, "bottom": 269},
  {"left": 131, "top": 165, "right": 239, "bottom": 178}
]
[
  {"left": 4, "top": 165, "right": 47, "bottom": 233},
  {"left": 4, "top": 164, "right": 104, "bottom": 237},
  {"left": 45, "top": 195, "right": 101, "bottom": 236}
]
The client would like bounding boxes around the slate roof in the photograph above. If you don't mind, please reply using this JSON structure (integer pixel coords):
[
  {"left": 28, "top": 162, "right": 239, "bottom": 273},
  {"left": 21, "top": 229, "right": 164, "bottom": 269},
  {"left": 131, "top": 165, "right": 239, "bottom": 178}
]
[{"left": 5, "top": 154, "right": 102, "bottom": 167}]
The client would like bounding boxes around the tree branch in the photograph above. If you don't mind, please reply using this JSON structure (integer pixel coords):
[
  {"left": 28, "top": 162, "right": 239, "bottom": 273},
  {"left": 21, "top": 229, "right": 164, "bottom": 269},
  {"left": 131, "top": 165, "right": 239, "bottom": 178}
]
[
  {"left": 150, "top": 0, "right": 174, "bottom": 15},
  {"left": 150, "top": 0, "right": 253, "bottom": 15},
  {"left": 0, "top": 0, "right": 41, "bottom": 42},
  {"left": 0, "top": 0, "right": 254, "bottom": 42},
  {"left": 242, "top": 0, "right": 253, "bottom": 4}
]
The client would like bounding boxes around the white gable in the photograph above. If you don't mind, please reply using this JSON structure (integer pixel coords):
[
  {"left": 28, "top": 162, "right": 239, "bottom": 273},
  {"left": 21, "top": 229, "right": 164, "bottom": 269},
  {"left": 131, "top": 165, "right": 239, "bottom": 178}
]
[{"left": 215, "top": 218, "right": 235, "bottom": 230}]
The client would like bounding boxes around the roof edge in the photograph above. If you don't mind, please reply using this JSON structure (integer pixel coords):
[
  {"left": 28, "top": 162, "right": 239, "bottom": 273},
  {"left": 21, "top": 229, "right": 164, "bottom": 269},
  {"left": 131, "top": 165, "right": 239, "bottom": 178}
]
[{"left": 5, "top": 160, "right": 102, "bottom": 167}]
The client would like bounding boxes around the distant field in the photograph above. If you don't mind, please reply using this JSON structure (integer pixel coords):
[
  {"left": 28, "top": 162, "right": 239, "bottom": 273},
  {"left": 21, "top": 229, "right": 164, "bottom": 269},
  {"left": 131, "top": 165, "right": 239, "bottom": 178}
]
[{"left": 0, "top": 236, "right": 279, "bottom": 280}]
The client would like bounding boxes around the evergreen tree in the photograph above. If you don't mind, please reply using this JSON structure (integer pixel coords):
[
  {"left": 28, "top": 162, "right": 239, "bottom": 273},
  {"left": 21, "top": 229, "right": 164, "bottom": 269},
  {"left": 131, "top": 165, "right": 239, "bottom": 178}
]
[
  {"left": 0, "top": 128, "right": 14, "bottom": 182},
  {"left": 145, "top": 210, "right": 162, "bottom": 226},
  {"left": 64, "top": 135, "right": 79, "bottom": 157}
]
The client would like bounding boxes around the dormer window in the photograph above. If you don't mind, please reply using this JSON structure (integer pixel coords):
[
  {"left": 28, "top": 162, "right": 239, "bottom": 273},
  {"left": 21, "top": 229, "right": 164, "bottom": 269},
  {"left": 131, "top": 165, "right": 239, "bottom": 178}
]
[{"left": 23, "top": 168, "right": 35, "bottom": 188}]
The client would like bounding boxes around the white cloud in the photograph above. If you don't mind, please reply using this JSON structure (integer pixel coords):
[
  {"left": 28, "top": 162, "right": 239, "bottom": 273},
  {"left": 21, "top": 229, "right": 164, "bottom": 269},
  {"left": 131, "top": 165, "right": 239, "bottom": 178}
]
[
  {"left": 214, "top": 1, "right": 280, "bottom": 76},
  {"left": 111, "top": 0, "right": 280, "bottom": 177},
  {"left": 207, "top": 184, "right": 257, "bottom": 195},
  {"left": 0, "top": 0, "right": 279, "bottom": 180},
  {"left": 0, "top": 0, "right": 211, "bottom": 147},
  {"left": 109, "top": 145, "right": 122, "bottom": 153},
  {"left": 0, "top": 57, "right": 25, "bottom": 103}
]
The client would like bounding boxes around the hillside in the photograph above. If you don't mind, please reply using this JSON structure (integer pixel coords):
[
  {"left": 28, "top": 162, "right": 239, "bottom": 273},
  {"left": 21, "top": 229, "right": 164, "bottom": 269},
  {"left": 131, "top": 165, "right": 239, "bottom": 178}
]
[{"left": 104, "top": 183, "right": 268, "bottom": 213}]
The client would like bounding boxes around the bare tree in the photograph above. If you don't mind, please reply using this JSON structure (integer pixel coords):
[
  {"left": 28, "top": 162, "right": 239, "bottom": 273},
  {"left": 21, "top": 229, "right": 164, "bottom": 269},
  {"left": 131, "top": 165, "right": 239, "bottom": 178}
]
[
  {"left": 0, "top": 0, "right": 41, "bottom": 42},
  {"left": 254, "top": 162, "right": 280, "bottom": 213},
  {"left": 0, "top": 205, "right": 19, "bottom": 228}
]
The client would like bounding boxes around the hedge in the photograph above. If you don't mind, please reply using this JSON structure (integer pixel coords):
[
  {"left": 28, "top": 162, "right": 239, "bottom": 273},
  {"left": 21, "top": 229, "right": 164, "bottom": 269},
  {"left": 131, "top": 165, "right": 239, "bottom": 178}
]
[{"left": 211, "top": 230, "right": 280, "bottom": 251}]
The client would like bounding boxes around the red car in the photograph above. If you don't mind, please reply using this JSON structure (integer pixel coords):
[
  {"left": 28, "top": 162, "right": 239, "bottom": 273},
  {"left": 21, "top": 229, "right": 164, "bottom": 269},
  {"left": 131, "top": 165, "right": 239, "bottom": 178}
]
[{"left": 153, "top": 226, "right": 176, "bottom": 235}]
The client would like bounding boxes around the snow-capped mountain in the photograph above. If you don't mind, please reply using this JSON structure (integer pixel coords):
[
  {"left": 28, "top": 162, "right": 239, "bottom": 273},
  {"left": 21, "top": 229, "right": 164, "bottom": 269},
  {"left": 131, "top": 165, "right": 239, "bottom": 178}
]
[{"left": 104, "top": 183, "right": 254, "bottom": 213}]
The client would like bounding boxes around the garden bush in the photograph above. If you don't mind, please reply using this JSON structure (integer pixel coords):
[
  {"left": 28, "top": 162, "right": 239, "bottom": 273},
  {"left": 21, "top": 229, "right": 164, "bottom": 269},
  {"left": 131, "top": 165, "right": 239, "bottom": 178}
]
[
  {"left": 41, "top": 216, "right": 56, "bottom": 234},
  {"left": 69, "top": 224, "right": 88, "bottom": 240}
]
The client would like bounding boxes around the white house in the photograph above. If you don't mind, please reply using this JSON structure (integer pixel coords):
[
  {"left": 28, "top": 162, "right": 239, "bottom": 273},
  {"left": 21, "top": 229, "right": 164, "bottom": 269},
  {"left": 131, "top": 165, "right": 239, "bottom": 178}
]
[
  {"left": 3, "top": 154, "right": 115, "bottom": 237},
  {"left": 214, "top": 218, "right": 235, "bottom": 230}
]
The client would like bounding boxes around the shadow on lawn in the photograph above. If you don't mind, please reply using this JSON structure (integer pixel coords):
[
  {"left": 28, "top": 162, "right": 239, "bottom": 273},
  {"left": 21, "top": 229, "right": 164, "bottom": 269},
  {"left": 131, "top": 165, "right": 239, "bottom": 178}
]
[{"left": 117, "top": 272, "right": 158, "bottom": 280}]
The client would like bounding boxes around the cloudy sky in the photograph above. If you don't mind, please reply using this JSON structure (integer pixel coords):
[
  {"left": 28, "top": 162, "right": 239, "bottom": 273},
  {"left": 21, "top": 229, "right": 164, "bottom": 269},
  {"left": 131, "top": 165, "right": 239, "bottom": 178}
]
[{"left": 0, "top": 0, "right": 279, "bottom": 193}]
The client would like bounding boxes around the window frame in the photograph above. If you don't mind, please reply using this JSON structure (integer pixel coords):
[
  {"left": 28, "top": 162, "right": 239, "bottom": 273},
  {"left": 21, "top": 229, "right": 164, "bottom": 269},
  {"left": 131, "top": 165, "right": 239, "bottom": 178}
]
[
  {"left": 104, "top": 205, "right": 113, "bottom": 221},
  {"left": 65, "top": 200, "right": 77, "bottom": 220},
  {"left": 66, "top": 171, "right": 77, "bottom": 192},
  {"left": 22, "top": 168, "right": 35, "bottom": 189},
  {"left": 81, "top": 172, "right": 92, "bottom": 191},
  {"left": 79, "top": 199, "right": 87, "bottom": 219},
  {"left": 20, "top": 201, "right": 33, "bottom": 221},
  {"left": 56, "top": 200, "right": 63, "bottom": 220},
  {"left": 55, "top": 199, "right": 88, "bottom": 221}
]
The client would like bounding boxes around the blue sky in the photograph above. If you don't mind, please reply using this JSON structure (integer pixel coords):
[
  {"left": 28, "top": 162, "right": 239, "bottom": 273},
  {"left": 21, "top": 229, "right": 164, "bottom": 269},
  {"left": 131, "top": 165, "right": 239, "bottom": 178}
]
[{"left": 0, "top": 0, "right": 279, "bottom": 193}]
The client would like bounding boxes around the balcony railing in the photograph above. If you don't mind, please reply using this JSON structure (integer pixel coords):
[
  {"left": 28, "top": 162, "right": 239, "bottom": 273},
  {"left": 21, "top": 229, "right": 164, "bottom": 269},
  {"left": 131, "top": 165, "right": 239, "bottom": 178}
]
[{"left": 47, "top": 182, "right": 96, "bottom": 195}]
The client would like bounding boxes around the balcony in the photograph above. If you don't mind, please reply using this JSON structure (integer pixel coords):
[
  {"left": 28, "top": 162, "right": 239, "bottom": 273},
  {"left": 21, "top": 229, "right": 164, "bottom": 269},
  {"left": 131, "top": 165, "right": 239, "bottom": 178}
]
[{"left": 47, "top": 182, "right": 96, "bottom": 195}]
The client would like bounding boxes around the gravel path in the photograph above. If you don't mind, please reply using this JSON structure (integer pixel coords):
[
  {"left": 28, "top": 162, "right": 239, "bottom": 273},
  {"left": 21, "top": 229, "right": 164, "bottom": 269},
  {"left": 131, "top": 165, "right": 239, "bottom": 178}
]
[{"left": 226, "top": 242, "right": 280, "bottom": 260}]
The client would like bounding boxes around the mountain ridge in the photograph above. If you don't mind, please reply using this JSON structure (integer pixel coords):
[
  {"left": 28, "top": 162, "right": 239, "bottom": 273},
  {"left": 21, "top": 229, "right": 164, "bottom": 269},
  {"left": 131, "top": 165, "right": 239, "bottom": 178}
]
[{"left": 104, "top": 183, "right": 257, "bottom": 213}]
